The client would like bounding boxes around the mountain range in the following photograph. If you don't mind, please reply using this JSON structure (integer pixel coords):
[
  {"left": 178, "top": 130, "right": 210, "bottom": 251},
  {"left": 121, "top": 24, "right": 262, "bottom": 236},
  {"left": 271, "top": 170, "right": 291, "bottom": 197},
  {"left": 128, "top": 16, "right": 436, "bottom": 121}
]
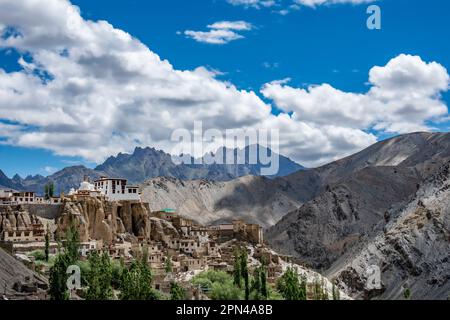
[
  {"left": 2, "top": 131, "right": 449, "bottom": 299},
  {"left": 140, "top": 131, "right": 450, "bottom": 299},
  {"left": 0, "top": 145, "right": 304, "bottom": 195}
]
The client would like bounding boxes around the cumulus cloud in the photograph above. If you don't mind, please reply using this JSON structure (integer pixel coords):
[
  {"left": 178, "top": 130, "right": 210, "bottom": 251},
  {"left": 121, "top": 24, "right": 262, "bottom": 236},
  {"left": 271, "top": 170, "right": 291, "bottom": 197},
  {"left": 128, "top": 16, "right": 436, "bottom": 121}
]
[
  {"left": 261, "top": 54, "right": 449, "bottom": 135},
  {"left": 293, "top": 0, "right": 376, "bottom": 7},
  {"left": 0, "top": 0, "right": 448, "bottom": 169},
  {"left": 183, "top": 20, "right": 253, "bottom": 44}
]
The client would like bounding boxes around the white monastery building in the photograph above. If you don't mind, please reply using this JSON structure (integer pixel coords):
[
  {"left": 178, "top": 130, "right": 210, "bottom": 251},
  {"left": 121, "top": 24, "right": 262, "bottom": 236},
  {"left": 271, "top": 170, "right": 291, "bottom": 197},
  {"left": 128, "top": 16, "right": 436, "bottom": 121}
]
[{"left": 69, "top": 176, "right": 141, "bottom": 202}]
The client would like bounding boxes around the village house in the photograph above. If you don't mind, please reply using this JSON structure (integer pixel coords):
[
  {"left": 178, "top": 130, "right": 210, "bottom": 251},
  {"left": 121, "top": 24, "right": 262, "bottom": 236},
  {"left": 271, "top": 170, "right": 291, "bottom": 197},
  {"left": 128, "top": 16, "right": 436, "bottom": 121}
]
[
  {"left": 79, "top": 240, "right": 103, "bottom": 258},
  {"left": 152, "top": 208, "right": 177, "bottom": 221},
  {"left": 179, "top": 238, "right": 201, "bottom": 255},
  {"left": 0, "top": 215, "right": 46, "bottom": 243},
  {"left": 0, "top": 189, "right": 14, "bottom": 204},
  {"left": 0, "top": 188, "right": 63, "bottom": 205},
  {"left": 1, "top": 227, "right": 45, "bottom": 243},
  {"left": 177, "top": 255, "right": 207, "bottom": 272},
  {"left": 108, "top": 241, "right": 133, "bottom": 260}
]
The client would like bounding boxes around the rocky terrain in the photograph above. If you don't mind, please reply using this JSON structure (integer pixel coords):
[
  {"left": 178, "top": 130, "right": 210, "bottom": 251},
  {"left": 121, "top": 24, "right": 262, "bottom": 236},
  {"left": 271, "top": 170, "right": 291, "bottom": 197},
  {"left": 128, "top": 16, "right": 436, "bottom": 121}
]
[
  {"left": 2, "top": 131, "right": 449, "bottom": 299},
  {"left": 141, "top": 132, "right": 450, "bottom": 299},
  {"left": 264, "top": 132, "right": 450, "bottom": 299},
  {"left": 0, "top": 205, "right": 44, "bottom": 236},
  {"left": 329, "top": 162, "right": 450, "bottom": 300},
  {"left": 56, "top": 198, "right": 154, "bottom": 244},
  {"left": 0, "top": 247, "right": 48, "bottom": 299},
  {"left": 141, "top": 175, "right": 302, "bottom": 228},
  {"left": 0, "top": 145, "right": 303, "bottom": 195},
  {"left": 142, "top": 132, "right": 450, "bottom": 227}
]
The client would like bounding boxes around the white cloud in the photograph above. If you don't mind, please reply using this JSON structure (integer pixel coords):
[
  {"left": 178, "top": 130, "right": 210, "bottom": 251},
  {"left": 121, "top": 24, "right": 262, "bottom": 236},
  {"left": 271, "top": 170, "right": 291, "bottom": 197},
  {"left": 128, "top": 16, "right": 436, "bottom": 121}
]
[
  {"left": 261, "top": 54, "right": 449, "bottom": 135},
  {"left": 183, "top": 20, "right": 253, "bottom": 44},
  {"left": 43, "top": 166, "right": 58, "bottom": 174},
  {"left": 0, "top": 0, "right": 448, "bottom": 169},
  {"left": 293, "top": 0, "right": 376, "bottom": 8},
  {"left": 207, "top": 21, "right": 253, "bottom": 31},
  {"left": 227, "top": 0, "right": 375, "bottom": 14},
  {"left": 226, "top": 0, "right": 277, "bottom": 9}
]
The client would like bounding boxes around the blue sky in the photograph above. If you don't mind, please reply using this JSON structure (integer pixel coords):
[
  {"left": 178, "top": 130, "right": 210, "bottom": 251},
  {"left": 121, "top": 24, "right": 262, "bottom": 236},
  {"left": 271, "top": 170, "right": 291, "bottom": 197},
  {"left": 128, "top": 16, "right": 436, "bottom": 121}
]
[{"left": 0, "top": 0, "right": 449, "bottom": 177}]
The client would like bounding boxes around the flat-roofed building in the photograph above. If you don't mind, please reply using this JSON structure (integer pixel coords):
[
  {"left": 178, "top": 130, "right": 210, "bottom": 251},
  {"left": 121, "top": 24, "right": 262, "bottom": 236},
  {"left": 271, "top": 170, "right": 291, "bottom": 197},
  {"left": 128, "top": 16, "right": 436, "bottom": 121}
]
[{"left": 94, "top": 176, "right": 141, "bottom": 202}]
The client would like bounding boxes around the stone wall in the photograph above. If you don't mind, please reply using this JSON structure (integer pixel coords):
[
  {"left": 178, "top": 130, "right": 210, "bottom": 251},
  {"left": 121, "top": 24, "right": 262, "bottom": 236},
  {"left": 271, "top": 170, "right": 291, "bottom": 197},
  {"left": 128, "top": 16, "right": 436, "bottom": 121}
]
[{"left": 23, "top": 204, "right": 63, "bottom": 219}]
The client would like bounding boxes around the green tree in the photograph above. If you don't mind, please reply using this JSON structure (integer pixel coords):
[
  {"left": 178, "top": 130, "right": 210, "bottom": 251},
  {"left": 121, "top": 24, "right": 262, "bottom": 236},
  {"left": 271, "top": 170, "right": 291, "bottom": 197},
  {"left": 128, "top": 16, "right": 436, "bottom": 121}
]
[
  {"left": 251, "top": 267, "right": 262, "bottom": 300},
  {"left": 170, "top": 282, "right": 186, "bottom": 300},
  {"left": 48, "top": 220, "right": 80, "bottom": 300},
  {"left": 119, "top": 255, "right": 157, "bottom": 300},
  {"left": 312, "top": 277, "right": 328, "bottom": 300},
  {"left": 276, "top": 267, "right": 307, "bottom": 300},
  {"left": 233, "top": 248, "right": 242, "bottom": 288},
  {"left": 165, "top": 256, "right": 173, "bottom": 273},
  {"left": 64, "top": 222, "right": 80, "bottom": 264},
  {"left": 332, "top": 281, "right": 340, "bottom": 300},
  {"left": 44, "top": 224, "right": 50, "bottom": 262},
  {"left": 86, "top": 251, "right": 113, "bottom": 300},
  {"left": 44, "top": 182, "right": 55, "bottom": 200},
  {"left": 260, "top": 266, "right": 268, "bottom": 299},
  {"left": 240, "top": 248, "right": 250, "bottom": 300},
  {"left": 250, "top": 266, "right": 268, "bottom": 300},
  {"left": 48, "top": 254, "right": 71, "bottom": 300},
  {"left": 404, "top": 288, "right": 412, "bottom": 300},
  {"left": 192, "top": 270, "right": 243, "bottom": 300}
]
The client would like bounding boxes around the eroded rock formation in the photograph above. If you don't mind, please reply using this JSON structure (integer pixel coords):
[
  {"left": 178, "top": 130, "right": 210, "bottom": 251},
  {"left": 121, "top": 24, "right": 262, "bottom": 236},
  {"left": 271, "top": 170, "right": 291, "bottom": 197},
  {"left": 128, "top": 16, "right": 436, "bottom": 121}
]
[
  {"left": 56, "top": 198, "right": 153, "bottom": 244},
  {"left": 0, "top": 205, "right": 42, "bottom": 234}
]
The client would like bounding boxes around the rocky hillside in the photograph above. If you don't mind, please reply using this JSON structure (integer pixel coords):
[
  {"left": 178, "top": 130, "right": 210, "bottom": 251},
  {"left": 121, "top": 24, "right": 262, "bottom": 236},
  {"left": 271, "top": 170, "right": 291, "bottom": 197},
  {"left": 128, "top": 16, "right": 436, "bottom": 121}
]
[
  {"left": 266, "top": 166, "right": 422, "bottom": 269},
  {"left": 141, "top": 175, "right": 302, "bottom": 228},
  {"left": 0, "top": 248, "right": 48, "bottom": 300},
  {"left": 141, "top": 132, "right": 450, "bottom": 228},
  {"left": 263, "top": 132, "right": 450, "bottom": 299},
  {"left": 0, "top": 205, "right": 44, "bottom": 236},
  {"left": 140, "top": 132, "right": 450, "bottom": 299},
  {"left": 329, "top": 162, "right": 450, "bottom": 300}
]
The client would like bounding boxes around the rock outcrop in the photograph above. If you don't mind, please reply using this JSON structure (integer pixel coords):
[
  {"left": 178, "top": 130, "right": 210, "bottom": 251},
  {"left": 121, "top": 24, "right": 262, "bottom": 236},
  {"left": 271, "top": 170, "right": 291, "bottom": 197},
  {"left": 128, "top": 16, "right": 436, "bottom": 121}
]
[
  {"left": 265, "top": 132, "right": 450, "bottom": 300},
  {"left": 56, "top": 198, "right": 152, "bottom": 244},
  {"left": 0, "top": 205, "right": 43, "bottom": 234},
  {"left": 0, "top": 248, "right": 48, "bottom": 299},
  {"left": 329, "top": 162, "right": 450, "bottom": 300}
]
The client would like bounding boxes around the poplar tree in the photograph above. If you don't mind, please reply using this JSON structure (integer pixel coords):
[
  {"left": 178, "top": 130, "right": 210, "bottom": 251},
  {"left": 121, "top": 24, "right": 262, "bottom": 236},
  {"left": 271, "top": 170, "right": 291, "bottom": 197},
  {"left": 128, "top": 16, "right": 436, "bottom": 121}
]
[
  {"left": 45, "top": 224, "right": 50, "bottom": 262},
  {"left": 276, "top": 267, "right": 307, "bottom": 300},
  {"left": 233, "top": 248, "right": 242, "bottom": 288},
  {"left": 170, "top": 282, "right": 186, "bottom": 300},
  {"left": 86, "top": 251, "right": 113, "bottom": 300},
  {"left": 48, "top": 222, "right": 80, "bottom": 300},
  {"left": 240, "top": 248, "right": 250, "bottom": 300}
]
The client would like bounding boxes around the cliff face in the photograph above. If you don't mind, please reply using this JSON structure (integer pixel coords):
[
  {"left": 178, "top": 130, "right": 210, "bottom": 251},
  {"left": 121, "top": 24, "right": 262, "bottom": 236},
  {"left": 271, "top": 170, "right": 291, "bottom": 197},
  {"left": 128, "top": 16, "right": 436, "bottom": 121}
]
[
  {"left": 56, "top": 198, "right": 152, "bottom": 244},
  {"left": 330, "top": 162, "right": 450, "bottom": 300},
  {"left": 141, "top": 175, "right": 302, "bottom": 228},
  {"left": 0, "top": 205, "right": 42, "bottom": 233}
]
